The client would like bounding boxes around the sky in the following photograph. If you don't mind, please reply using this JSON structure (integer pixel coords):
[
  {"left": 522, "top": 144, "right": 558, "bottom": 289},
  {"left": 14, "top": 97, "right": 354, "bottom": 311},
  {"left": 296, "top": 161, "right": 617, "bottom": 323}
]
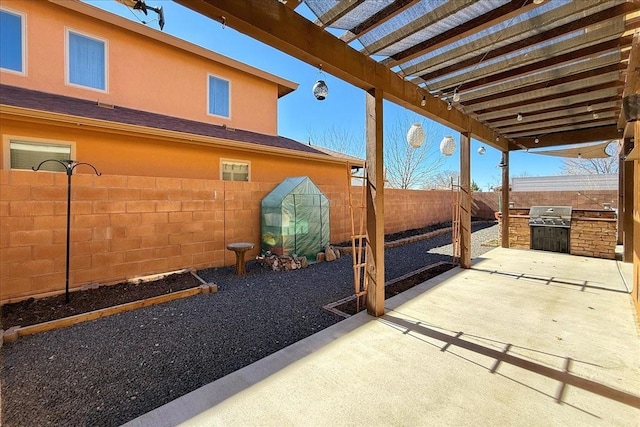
[{"left": 85, "top": 0, "right": 569, "bottom": 191}]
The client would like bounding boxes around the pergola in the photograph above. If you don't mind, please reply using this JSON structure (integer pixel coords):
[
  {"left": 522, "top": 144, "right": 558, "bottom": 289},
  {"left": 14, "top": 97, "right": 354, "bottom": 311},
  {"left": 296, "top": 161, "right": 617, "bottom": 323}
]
[{"left": 176, "top": 0, "right": 639, "bottom": 316}]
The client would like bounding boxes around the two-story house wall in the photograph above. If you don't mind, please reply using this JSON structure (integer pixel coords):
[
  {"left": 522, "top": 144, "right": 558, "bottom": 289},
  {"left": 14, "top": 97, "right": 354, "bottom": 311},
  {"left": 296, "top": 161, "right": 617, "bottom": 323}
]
[{"left": 0, "top": 0, "right": 353, "bottom": 182}]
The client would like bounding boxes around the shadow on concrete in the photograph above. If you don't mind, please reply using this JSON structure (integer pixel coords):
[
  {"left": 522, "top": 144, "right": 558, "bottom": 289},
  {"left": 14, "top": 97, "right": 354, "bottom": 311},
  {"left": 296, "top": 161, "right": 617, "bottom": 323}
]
[
  {"left": 380, "top": 313, "right": 640, "bottom": 409},
  {"left": 470, "top": 266, "right": 630, "bottom": 294}
]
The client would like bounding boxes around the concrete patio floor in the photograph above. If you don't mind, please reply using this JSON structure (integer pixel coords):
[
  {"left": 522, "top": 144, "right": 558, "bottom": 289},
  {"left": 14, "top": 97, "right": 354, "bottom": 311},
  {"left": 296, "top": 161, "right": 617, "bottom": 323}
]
[{"left": 125, "top": 247, "right": 640, "bottom": 427}]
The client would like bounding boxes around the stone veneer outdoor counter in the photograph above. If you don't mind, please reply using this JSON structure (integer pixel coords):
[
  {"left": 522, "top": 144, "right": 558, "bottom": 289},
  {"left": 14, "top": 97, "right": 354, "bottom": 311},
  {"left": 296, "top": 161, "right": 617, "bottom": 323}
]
[{"left": 508, "top": 208, "right": 617, "bottom": 259}]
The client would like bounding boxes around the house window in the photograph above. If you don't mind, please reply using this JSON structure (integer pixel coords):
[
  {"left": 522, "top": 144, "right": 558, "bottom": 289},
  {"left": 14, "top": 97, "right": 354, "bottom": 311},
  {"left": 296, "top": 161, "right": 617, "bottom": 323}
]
[
  {"left": 67, "top": 30, "right": 107, "bottom": 91},
  {"left": 7, "top": 140, "right": 72, "bottom": 173},
  {"left": 221, "top": 160, "right": 249, "bottom": 182},
  {"left": 208, "top": 74, "right": 230, "bottom": 118},
  {"left": 0, "top": 9, "right": 25, "bottom": 74}
]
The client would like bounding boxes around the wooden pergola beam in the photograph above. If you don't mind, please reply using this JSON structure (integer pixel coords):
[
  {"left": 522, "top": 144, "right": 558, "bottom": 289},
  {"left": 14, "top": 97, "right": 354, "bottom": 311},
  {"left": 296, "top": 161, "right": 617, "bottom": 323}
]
[
  {"left": 512, "top": 125, "right": 621, "bottom": 148},
  {"left": 463, "top": 64, "right": 626, "bottom": 108},
  {"left": 174, "top": 0, "right": 504, "bottom": 150},
  {"left": 383, "top": 0, "right": 541, "bottom": 68},
  {"left": 418, "top": 2, "right": 640, "bottom": 82},
  {"left": 315, "top": 0, "right": 363, "bottom": 28},
  {"left": 435, "top": 35, "right": 634, "bottom": 95},
  {"left": 473, "top": 81, "right": 623, "bottom": 115},
  {"left": 340, "top": 0, "right": 419, "bottom": 43},
  {"left": 363, "top": 0, "right": 473, "bottom": 56},
  {"left": 618, "top": 33, "right": 640, "bottom": 130}
]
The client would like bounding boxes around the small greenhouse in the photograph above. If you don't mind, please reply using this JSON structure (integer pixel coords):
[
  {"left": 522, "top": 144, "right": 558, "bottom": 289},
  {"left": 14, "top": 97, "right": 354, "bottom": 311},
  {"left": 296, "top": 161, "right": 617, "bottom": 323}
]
[{"left": 261, "top": 176, "right": 330, "bottom": 262}]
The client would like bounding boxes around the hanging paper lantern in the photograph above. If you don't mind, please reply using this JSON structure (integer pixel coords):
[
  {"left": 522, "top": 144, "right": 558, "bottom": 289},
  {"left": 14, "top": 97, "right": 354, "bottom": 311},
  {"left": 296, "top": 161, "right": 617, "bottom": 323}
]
[
  {"left": 312, "top": 80, "right": 328, "bottom": 100},
  {"left": 440, "top": 135, "right": 456, "bottom": 156},
  {"left": 406, "top": 123, "right": 425, "bottom": 148},
  {"left": 477, "top": 146, "right": 486, "bottom": 155}
]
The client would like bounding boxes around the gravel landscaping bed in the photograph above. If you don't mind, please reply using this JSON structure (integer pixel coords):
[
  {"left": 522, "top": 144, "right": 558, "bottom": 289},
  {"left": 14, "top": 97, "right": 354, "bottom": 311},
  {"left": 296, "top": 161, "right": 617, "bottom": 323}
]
[
  {"left": 1, "top": 272, "right": 204, "bottom": 329},
  {"left": 1, "top": 223, "right": 498, "bottom": 427}
]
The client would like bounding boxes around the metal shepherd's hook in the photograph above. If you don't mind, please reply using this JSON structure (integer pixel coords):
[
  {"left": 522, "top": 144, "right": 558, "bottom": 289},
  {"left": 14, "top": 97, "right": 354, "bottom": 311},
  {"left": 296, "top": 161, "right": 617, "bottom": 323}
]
[{"left": 33, "top": 160, "right": 101, "bottom": 303}]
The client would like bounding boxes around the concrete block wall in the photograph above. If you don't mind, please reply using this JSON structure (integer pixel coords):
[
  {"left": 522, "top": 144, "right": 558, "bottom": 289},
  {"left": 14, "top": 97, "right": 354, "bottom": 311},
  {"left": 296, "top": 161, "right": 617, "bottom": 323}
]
[
  {"left": 385, "top": 189, "right": 451, "bottom": 233},
  {"left": 472, "top": 190, "right": 617, "bottom": 219},
  {"left": 509, "top": 190, "right": 617, "bottom": 210},
  {"left": 5, "top": 167, "right": 616, "bottom": 302},
  {"left": 1, "top": 171, "right": 454, "bottom": 302},
  {"left": 471, "top": 192, "right": 499, "bottom": 219},
  {"left": 1, "top": 170, "right": 240, "bottom": 302}
]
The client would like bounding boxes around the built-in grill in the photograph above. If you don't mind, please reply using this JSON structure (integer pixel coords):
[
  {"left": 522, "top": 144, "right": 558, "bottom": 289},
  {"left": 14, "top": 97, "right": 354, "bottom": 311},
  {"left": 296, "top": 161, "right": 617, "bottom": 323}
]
[{"left": 529, "top": 206, "right": 572, "bottom": 253}]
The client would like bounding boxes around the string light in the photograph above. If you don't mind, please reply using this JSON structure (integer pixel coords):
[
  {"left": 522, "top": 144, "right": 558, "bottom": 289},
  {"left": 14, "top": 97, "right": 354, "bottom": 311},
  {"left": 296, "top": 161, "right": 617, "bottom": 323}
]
[
  {"left": 421, "top": 95, "right": 426, "bottom": 107},
  {"left": 516, "top": 113, "right": 523, "bottom": 121}
]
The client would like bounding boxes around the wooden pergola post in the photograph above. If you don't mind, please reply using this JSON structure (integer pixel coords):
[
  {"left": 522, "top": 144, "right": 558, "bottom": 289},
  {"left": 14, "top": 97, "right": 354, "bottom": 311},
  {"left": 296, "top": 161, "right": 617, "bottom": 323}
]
[
  {"left": 365, "top": 88, "right": 385, "bottom": 317},
  {"left": 500, "top": 151, "right": 510, "bottom": 248},
  {"left": 623, "top": 138, "right": 635, "bottom": 263},
  {"left": 459, "top": 132, "right": 472, "bottom": 268},
  {"left": 631, "top": 120, "right": 640, "bottom": 317},
  {"left": 617, "top": 146, "right": 625, "bottom": 245}
]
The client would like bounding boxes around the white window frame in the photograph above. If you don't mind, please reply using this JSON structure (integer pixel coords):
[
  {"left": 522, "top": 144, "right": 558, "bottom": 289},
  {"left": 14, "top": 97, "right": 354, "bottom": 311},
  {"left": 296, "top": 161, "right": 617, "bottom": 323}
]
[
  {"left": 65, "top": 28, "right": 108, "bottom": 93},
  {"left": 0, "top": 7, "right": 27, "bottom": 76},
  {"left": 2, "top": 135, "right": 76, "bottom": 172},
  {"left": 220, "top": 159, "right": 250, "bottom": 182},
  {"left": 207, "top": 73, "right": 231, "bottom": 119}
]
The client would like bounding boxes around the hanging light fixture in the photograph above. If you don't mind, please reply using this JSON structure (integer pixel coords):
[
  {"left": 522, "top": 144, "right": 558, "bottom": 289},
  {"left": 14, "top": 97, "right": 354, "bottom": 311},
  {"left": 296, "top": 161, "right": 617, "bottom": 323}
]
[
  {"left": 477, "top": 146, "right": 486, "bottom": 155},
  {"left": 312, "top": 65, "right": 328, "bottom": 100},
  {"left": 406, "top": 123, "right": 425, "bottom": 148},
  {"left": 440, "top": 135, "right": 456, "bottom": 156},
  {"left": 516, "top": 113, "right": 523, "bottom": 121},
  {"left": 452, "top": 89, "right": 460, "bottom": 102}
]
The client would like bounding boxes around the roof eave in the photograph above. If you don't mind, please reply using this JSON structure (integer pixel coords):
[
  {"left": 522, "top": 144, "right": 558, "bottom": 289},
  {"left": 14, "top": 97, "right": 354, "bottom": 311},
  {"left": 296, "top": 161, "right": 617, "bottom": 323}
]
[{"left": 0, "top": 104, "right": 354, "bottom": 166}]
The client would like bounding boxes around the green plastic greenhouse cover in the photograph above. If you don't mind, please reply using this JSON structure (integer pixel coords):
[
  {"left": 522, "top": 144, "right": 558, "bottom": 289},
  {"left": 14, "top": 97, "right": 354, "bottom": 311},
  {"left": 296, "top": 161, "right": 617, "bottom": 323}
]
[{"left": 261, "top": 176, "right": 330, "bottom": 262}]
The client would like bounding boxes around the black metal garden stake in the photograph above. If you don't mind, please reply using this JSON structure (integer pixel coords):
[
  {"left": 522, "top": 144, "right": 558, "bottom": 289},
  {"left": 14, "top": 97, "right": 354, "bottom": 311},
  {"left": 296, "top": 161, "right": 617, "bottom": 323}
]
[{"left": 33, "top": 160, "right": 101, "bottom": 303}]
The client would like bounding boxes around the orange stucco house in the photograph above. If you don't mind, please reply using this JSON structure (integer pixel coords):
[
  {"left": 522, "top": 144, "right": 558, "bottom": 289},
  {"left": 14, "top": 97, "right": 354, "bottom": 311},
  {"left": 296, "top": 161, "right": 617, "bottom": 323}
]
[
  {"left": 0, "top": 0, "right": 363, "bottom": 302},
  {"left": 0, "top": 0, "right": 351, "bottom": 181}
]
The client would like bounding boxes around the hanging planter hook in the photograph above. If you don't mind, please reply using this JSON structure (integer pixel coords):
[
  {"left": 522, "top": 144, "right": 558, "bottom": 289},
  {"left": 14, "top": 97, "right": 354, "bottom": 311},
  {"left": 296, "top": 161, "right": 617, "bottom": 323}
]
[{"left": 33, "top": 159, "right": 101, "bottom": 303}]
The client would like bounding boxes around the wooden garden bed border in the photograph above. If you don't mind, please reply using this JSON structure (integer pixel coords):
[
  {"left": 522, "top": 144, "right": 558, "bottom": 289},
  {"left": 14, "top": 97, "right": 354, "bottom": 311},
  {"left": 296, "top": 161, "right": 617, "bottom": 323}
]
[{"left": 2, "top": 272, "right": 217, "bottom": 345}]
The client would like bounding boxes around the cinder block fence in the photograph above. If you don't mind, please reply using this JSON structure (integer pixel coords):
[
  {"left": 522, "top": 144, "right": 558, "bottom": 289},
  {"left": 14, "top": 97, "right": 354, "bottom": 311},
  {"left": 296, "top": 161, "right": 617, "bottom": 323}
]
[
  {"left": 0, "top": 170, "right": 452, "bottom": 302},
  {"left": 1, "top": 169, "right": 617, "bottom": 302}
]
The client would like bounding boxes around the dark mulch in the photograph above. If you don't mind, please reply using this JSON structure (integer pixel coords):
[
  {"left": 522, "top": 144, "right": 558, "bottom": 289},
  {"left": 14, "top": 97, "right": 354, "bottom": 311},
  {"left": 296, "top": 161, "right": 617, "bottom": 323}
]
[
  {"left": 383, "top": 222, "right": 453, "bottom": 242},
  {"left": 1, "top": 272, "right": 202, "bottom": 329},
  {"left": 331, "top": 221, "right": 452, "bottom": 247},
  {"left": 333, "top": 262, "right": 455, "bottom": 316},
  {"left": 1, "top": 223, "right": 498, "bottom": 427}
]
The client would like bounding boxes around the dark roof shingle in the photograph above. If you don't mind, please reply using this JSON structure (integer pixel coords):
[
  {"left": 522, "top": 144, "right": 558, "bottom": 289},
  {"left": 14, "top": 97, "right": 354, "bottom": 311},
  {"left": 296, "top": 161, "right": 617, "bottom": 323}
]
[{"left": 0, "top": 84, "right": 327, "bottom": 156}]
